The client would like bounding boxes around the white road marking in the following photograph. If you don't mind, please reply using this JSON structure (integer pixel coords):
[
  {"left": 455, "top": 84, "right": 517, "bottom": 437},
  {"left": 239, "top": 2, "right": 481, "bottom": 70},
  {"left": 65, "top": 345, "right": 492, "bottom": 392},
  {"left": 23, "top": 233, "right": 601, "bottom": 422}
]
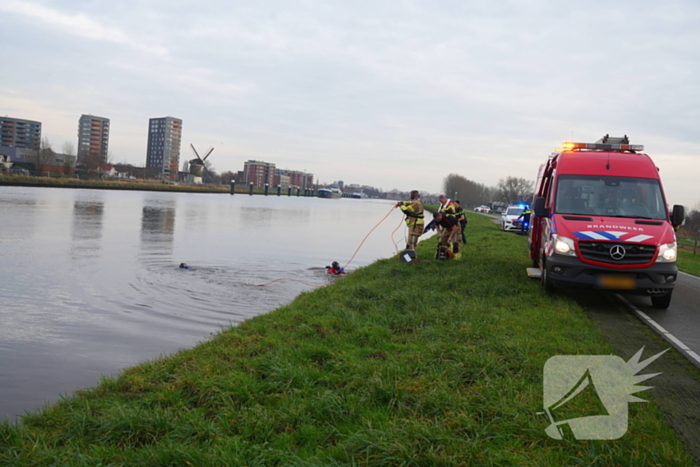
[
  {"left": 617, "top": 294, "right": 700, "bottom": 368},
  {"left": 687, "top": 351, "right": 700, "bottom": 365},
  {"left": 679, "top": 271, "right": 700, "bottom": 281}
]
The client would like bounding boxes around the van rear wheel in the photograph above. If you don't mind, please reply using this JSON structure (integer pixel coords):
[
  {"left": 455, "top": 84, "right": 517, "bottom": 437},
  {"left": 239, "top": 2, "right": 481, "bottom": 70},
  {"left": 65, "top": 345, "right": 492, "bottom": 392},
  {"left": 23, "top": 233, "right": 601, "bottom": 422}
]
[{"left": 651, "top": 292, "right": 672, "bottom": 309}]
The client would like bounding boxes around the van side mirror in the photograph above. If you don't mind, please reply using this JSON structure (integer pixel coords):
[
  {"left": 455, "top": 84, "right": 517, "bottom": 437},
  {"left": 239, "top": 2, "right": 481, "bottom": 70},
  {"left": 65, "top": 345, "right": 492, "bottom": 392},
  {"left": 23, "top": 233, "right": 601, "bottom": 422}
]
[
  {"left": 533, "top": 197, "right": 549, "bottom": 217},
  {"left": 671, "top": 205, "right": 685, "bottom": 228}
]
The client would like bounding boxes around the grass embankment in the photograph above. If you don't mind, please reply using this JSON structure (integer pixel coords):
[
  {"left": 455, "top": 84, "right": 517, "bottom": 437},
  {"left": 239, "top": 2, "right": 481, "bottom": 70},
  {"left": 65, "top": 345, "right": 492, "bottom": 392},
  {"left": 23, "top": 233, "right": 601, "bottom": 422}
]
[
  {"left": 0, "top": 214, "right": 695, "bottom": 465},
  {"left": 678, "top": 249, "right": 700, "bottom": 277},
  {"left": 0, "top": 175, "right": 251, "bottom": 194}
]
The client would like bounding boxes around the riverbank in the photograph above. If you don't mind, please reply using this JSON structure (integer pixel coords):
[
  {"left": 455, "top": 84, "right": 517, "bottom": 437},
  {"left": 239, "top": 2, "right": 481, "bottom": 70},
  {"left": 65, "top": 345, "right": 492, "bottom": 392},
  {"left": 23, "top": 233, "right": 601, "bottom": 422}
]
[
  {"left": 0, "top": 213, "right": 695, "bottom": 465},
  {"left": 0, "top": 174, "right": 229, "bottom": 194}
]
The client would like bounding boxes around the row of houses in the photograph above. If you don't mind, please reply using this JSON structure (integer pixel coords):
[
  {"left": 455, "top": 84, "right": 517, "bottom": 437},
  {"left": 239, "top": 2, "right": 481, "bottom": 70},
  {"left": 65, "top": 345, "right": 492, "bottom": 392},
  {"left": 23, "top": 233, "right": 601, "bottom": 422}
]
[{"left": 236, "top": 160, "right": 314, "bottom": 190}]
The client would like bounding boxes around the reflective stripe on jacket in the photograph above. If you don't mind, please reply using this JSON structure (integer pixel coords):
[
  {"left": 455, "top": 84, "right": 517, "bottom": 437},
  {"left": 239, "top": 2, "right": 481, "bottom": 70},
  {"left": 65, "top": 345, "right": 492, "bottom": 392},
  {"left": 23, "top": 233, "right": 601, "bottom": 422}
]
[
  {"left": 439, "top": 200, "right": 456, "bottom": 215},
  {"left": 454, "top": 207, "right": 466, "bottom": 224},
  {"left": 400, "top": 200, "right": 424, "bottom": 226}
]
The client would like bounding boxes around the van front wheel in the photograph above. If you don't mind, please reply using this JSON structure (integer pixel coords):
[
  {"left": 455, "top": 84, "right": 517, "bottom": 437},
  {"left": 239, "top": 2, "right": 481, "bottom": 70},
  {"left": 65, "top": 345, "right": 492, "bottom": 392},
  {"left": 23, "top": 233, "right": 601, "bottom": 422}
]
[
  {"left": 651, "top": 292, "right": 672, "bottom": 309},
  {"left": 541, "top": 261, "right": 555, "bottom": 295}
]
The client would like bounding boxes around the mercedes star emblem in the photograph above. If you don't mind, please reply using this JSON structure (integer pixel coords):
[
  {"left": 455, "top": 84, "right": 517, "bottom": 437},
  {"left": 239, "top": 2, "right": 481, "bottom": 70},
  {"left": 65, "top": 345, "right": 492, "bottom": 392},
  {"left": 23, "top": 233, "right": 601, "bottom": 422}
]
[{"left": 610, "top": 244, "right": 626, "bottom": 260}]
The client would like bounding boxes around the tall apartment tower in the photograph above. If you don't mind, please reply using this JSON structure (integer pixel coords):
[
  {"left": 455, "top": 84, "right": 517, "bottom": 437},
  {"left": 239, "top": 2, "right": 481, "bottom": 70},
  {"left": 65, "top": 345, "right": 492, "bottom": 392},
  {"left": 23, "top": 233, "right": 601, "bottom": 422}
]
[
  {"left": 0, "top": 117, "right": 42, "bottom": 149},
  {"left": 77, "top": 115, "right": 110, "bottom": 165},
  {"left": 146, "top": 117, "right": 182, "bottom": 181}
]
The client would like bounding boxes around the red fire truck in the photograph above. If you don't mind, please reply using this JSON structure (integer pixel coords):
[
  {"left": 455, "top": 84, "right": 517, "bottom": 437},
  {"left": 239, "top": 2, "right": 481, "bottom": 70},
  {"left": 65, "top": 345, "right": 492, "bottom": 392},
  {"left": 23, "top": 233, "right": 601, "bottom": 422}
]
[{"left": 529, "top": 135, "right": 685, "bottom": 309}]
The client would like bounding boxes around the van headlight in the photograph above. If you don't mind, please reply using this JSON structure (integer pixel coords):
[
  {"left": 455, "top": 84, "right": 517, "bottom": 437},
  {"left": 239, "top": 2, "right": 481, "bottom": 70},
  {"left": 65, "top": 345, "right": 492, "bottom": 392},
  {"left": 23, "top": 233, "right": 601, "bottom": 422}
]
[
  {"left": 656, "top": 242, "right": 677, "bottom": 262},
  {"left": 553, "top": 235, "right": 576, "bottom": 256}
]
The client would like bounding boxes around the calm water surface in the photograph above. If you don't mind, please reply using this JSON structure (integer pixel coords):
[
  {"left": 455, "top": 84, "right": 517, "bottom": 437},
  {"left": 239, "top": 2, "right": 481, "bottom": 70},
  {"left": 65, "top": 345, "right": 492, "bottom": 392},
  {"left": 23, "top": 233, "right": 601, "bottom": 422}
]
[{"left": 0, "top": 187, "right": 417, "bottom": 420}]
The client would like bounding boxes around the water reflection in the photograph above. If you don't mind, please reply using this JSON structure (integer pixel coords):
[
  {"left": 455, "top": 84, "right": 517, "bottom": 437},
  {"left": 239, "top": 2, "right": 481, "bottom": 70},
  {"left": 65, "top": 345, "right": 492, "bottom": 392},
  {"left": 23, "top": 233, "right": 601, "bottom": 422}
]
[
  {"left": 71, "top": 200, "right": 105, "bottom": 260},
  {"left": 183, "top": 204, "right": 208, "bottom": 234},
  {"left": 239, "top": 206, "right": 275, "bottom": 228},
  {"left": 0, "top": 189, "right": 408, "bottom": 421},
  {"left": 140, "top": 201, "right": 175, "bottom": 256},
  {"left": 0, "top": 188, "right": 38, "bottom": 242}
]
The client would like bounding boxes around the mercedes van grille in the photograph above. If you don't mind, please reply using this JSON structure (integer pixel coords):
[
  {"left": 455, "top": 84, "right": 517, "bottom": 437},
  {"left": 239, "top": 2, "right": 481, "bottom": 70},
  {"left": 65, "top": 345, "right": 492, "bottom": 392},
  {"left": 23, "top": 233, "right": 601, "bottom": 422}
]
[{"left": 578, "top": 241, "right": 656, "bottom": 265}]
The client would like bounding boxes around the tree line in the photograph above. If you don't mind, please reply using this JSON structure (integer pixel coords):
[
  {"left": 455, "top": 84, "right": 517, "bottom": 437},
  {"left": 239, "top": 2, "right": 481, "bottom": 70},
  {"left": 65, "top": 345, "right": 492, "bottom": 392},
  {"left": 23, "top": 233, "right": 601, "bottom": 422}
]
[
  {"left": 442, "top": 173, "right": 534, "bottom": 207},
  {"left": 679, "top": 205, "right": 700, "bottom": 239}
]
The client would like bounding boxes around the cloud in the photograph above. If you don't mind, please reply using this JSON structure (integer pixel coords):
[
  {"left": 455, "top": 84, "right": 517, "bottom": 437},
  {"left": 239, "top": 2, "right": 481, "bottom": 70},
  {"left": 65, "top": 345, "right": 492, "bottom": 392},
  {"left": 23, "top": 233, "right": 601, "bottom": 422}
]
[
  {"left": 1, "top": 0, "right": 699, "bottom": 204},
  {"left": 0, "top": 0, "right": 168, "bottom": 56}
]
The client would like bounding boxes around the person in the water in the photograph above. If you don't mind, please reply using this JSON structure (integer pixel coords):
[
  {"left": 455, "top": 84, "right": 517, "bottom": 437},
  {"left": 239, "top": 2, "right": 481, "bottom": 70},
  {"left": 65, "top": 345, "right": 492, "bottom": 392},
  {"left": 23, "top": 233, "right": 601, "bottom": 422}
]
[
  {"left": 179, "top": 263, "right": 192, "bottom": 270},
  {"left": 326, "top": 261, "right": 345, "bottom": 275}
]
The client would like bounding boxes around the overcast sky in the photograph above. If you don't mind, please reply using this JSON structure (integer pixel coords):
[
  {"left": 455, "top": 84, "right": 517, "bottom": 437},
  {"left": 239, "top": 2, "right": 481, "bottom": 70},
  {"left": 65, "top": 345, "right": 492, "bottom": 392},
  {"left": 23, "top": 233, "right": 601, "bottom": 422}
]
[{"left": 1, "top": 0, "right": 698, "bottom": 206}]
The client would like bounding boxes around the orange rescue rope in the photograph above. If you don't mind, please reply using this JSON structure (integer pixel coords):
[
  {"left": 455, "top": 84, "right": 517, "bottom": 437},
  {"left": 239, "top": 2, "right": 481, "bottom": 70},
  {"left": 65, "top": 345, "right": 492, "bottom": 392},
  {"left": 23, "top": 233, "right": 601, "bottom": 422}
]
[
  {"left": 257, "top": 204, "right": 398, "bottom": 287},
  {"left": 342, "top": 205, "right": 396, "bottom": 270},
  {"left": 391, "top": 213, "right": 406, "bottom": 257}
]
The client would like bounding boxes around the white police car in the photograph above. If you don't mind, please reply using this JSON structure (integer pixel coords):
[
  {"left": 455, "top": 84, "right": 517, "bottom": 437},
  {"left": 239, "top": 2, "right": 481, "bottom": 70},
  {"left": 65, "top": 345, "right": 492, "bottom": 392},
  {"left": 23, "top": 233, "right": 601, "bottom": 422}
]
[{"left": 500, "top": 205, "right": 526, "bottom": 232}]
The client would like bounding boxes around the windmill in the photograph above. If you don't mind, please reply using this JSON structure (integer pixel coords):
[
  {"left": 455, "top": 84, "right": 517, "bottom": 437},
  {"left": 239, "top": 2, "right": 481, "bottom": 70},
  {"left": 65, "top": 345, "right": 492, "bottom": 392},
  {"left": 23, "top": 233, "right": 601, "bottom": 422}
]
[{"left": 189, "top": 144, "right": 214, "bottom": 184}]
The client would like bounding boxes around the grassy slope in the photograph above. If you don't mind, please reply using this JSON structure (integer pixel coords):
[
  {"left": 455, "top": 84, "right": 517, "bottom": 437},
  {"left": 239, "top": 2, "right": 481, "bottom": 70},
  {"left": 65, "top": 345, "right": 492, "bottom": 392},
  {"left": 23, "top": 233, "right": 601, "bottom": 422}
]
[
  {"left": 0, "top": 214, "right": 694, "bottom": 466},
  {"left": 678, "top": 249, "right": 700, "bottom": 277},
  {"left": 0, "top": 175, "right": 230, "bottom": 194}
]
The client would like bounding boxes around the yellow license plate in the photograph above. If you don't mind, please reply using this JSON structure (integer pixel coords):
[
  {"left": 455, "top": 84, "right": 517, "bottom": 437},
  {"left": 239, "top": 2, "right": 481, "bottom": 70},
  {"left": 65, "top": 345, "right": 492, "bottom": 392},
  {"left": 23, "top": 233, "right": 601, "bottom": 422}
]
[{"left": 598, "top": 274, "right": 636, "bottom": 290}]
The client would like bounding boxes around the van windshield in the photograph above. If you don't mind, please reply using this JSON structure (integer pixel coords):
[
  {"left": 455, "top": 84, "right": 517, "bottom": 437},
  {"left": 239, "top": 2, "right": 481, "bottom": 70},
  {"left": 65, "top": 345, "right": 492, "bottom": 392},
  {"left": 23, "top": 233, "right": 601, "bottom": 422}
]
[{"left": 555, "top": 175, "right": 668, "bottom": 220}]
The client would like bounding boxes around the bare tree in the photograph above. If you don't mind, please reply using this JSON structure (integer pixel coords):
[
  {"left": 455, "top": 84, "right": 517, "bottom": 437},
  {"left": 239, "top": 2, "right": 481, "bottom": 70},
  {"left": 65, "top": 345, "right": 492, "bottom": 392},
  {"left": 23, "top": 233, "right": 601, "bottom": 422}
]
[
  {"left": 34, "top": 137, "right": 55, "bottom": 175},
  {"left": 679, "top": 202, "right": 700, "bottom": 237},
  {"left": 442, "top": 173, "right": 493, "bottom": 206},
  {"left": 62, "top": 141, "right": 75, "bottom": 156},
  {"left": 81, "top": 148, "right": 102, "bottom": 176},
  {"left": 443, "top": 174, "right": 462, "bottom": 200},
  {"left": 496, "top": 176, "right": 534, "bottom": 205},
  {"left": 58, "top": 141, "right": 76, "bottom": 174},
  {"left": 220, "top": 171, "right": 234, "bottom": 185}
]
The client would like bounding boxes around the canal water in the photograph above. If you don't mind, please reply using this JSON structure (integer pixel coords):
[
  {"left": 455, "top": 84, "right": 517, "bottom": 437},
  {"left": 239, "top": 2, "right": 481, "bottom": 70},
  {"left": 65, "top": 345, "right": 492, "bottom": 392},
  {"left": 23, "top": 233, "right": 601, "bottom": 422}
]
[{"left": 0, "top": 186, "right": 421, "bottom": 421}]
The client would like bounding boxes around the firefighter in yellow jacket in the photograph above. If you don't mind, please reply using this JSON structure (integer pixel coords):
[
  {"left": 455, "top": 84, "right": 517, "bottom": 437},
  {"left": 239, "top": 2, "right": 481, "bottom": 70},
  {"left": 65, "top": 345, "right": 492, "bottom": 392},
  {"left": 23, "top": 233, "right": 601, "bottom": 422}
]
[
  {"left": 437, "top": 194, "right": 456, "bottom": 215},
  {"left": 437, "top": 194, "right": 461, "bottom": 246},
  {"left": 395, "top": 190, "right": 424, "bottom": 251}
]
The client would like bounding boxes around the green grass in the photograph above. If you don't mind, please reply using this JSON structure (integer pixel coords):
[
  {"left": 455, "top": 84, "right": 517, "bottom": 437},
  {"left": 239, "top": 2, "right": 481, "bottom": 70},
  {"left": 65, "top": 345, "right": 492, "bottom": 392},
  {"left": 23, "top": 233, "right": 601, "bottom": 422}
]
[
  {"left": 0, "top": 213, "right": 695, "bottom": 465},
  {"left": 0, "top": 175, "right": 233, "bottom": 194},
  {"left": 678, "top": 249, "right": 700, "bottom": 277},
  {"left": 677, "top": 237, "right": 695, "bottom": 247}
]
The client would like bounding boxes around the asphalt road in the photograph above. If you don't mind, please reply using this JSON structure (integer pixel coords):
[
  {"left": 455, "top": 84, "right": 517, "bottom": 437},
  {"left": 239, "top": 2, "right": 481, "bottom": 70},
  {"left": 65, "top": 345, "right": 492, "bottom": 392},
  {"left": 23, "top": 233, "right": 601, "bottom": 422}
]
[
  {"left": 579, "top": 293, "right": 700, "bottom": 465},
  {"left": 486, "top": 212, "right": 700, "bottom": 370},
  {"left": 621, "top": 272, "right": 700, "bottom": 369}
]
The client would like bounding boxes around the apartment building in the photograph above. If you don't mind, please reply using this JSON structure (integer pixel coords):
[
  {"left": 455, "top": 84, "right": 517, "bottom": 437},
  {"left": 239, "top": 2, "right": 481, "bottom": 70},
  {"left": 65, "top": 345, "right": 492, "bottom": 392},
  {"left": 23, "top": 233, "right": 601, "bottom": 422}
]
[
  {"left": 0, "top": 117, "right": 41, "bottom": 149},
  {"left": 146, "top": 117, "right": 182, "bottom": 181},
  {"left": 77, "top": 115, "right": 110, "bottom": 165}
]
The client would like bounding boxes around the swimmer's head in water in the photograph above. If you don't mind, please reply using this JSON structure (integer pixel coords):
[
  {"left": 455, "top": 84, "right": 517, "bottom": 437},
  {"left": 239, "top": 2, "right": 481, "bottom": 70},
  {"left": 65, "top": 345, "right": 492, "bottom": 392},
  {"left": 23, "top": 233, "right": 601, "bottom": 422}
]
[
  {"left": 332, "top": 261, "right": 340, "bottom": 270},
  {"left": 179, "top": 263, "right": 191, "bottom": 270}
]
